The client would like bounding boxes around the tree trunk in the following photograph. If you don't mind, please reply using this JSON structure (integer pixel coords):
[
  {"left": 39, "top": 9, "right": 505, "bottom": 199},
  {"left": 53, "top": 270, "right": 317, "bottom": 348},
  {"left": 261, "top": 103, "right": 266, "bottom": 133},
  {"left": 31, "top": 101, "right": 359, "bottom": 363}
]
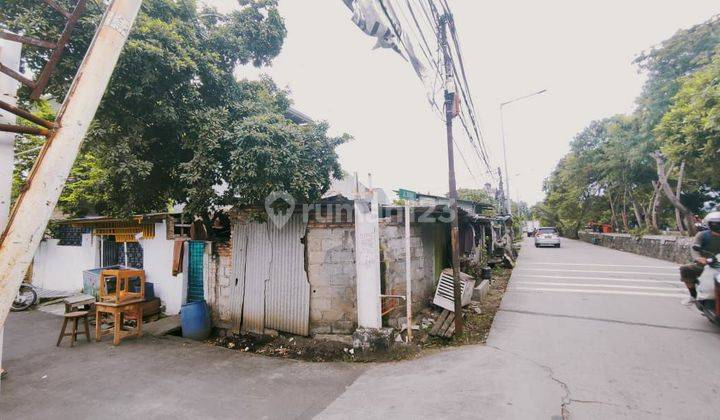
[
  {"left": 608, "top": 192, "right": 618, "bottom": 232},
  {"left": 631, "top": 198, "right": 644, "bottom": 230},
  {"left": 652, "top": 152, "right": 696, "bottom": 236},
  {"left": 650, "top": 181, "right": 661, "bottom": 232},
  {"left": 675, "top": 161, "right": 685, "bottom": 234},
  {"left": 621, "top": 189, "right": 629, "bottom": 232}
]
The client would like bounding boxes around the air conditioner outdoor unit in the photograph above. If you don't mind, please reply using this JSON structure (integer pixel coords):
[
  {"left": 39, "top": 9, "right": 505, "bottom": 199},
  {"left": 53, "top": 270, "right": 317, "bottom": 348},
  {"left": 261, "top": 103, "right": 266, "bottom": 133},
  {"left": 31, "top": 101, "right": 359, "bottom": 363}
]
[{"left": 432, "top": 268, "right": 475, "bottom": 312}]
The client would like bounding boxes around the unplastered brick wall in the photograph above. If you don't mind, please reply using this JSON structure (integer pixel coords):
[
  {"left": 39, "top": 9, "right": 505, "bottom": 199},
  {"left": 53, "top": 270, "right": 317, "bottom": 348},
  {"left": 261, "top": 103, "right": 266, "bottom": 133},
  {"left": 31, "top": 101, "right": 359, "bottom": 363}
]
[
  {"left": 306, "top": 219, "right": 440, "bottom": 335},
  {"left": 207, "top": 241, "right": 234, "bottom": 327},
  {"left": 379, "top": 221, "right": 437, "bottom": 328},
  {"left": 306, "top": 224, "right": 357, "bottom": 335}
]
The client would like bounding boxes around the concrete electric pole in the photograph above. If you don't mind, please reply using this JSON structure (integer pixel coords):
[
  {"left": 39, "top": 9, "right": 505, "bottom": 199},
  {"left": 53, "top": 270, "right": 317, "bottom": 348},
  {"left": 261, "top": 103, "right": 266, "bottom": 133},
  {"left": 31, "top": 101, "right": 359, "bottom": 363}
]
[
  {"left": 0, "top": 0, "right": 143, "bottom": 331},
  {"left": 438, "top": 14, "right": 463, "bottom": 335},
  {"left": 0, "top": 37, "right": 21, "bottom": 383}
]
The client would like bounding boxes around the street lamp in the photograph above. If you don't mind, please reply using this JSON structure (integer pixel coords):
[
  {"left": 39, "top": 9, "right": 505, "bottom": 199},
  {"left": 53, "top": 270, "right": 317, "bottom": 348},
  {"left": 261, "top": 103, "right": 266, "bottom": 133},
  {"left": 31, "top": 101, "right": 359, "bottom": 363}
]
[{"left": 499, "top": 89, "right": 547, "bottom": 216}]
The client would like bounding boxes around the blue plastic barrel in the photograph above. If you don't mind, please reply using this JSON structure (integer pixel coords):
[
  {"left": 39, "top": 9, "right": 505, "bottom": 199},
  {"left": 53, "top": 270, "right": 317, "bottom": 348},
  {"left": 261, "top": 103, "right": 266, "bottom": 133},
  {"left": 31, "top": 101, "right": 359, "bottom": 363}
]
[{"left": 180, "top": 300, "right": 211, "bottom": 340}]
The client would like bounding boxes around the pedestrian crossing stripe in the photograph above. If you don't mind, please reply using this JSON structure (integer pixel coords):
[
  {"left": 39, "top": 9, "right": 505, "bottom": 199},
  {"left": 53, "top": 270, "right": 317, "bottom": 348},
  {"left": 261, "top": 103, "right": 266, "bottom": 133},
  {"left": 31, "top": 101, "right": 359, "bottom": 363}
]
[
  {"left": 513, "top": 274, "right": 679, "bottom": 285},
  {"left": 512, "top": 287, "right": 686, "bottom": 298},
  {"left": 512, "top": 281, "right": 682, "bottom": 292},
  {"left": 521, "top": 262, "right": 677, "bottom": 270},
  {"left": 515, "top": 268, "right": 677, "bottom": 277}
]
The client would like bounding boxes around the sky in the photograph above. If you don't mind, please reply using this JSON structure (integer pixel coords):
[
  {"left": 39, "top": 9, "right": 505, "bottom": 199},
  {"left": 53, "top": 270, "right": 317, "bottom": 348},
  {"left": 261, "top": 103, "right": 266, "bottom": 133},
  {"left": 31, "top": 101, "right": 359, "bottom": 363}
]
[{"left": 207, "top": 0, "right": 720, "bottom": 204}]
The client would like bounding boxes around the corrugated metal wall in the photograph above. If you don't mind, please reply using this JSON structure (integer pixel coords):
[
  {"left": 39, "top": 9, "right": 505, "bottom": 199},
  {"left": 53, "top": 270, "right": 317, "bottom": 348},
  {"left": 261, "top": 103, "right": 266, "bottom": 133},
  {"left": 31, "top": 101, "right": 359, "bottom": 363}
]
[
  {"left": 229, "top": 223, "right": 248, "bottom": 331},
  {"left": 265, "top": 216, "right": 310, "bottom": 336},
  {"left": 229, "top": 215, "right": 310, "bottom": 336}
]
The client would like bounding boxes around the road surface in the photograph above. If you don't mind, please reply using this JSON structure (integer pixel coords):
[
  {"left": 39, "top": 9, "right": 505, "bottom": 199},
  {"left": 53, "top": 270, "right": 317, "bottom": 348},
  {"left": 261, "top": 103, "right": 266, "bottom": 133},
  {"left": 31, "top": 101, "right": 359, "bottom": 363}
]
[
  {"left": 316, "top": 237, "right": 720, "bottom": 419},
  {"left": 3, "top": 237, "right": 719, "bottom": 419}
]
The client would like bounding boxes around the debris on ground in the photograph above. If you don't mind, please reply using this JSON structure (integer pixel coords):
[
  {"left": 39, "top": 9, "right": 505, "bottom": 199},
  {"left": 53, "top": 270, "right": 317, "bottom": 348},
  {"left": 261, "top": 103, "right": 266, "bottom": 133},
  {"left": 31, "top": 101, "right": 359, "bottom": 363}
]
[
  {"left": 211, "top": 266, "right": 512, "bottom": 362},
  {"left": 213, "top": 332, "right": 352, "bottom": 362}
]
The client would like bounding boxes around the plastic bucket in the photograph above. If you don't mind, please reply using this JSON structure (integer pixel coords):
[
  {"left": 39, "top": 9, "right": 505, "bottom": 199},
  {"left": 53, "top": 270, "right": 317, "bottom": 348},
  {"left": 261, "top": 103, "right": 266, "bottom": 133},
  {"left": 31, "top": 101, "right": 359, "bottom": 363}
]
[{"left": 180, "top": 300, "right": 211, "bottom": 340}]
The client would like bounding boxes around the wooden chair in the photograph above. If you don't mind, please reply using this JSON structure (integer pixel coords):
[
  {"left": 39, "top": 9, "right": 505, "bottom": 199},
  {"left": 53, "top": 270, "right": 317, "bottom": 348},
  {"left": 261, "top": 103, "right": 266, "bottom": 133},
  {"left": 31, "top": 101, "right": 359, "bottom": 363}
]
[{"left": 57, "top": 311, "right": 91, "bottom": 347}]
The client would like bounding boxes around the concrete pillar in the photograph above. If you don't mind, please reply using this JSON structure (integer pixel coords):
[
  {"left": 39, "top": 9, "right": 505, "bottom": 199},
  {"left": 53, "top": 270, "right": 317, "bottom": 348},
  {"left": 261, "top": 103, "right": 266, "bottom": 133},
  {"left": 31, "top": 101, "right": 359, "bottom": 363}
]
[
  {"left": 354, "top": 192, "right": 382, "bottom": 329},
  {"left": 0, "top": 38, "right": 21, "bottom": 385}
]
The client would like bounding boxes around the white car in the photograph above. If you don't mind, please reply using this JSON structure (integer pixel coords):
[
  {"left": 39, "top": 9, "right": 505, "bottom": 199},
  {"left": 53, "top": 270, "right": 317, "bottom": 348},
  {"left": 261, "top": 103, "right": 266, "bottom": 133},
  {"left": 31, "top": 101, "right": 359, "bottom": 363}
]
[{"left": 534, "top": 227, "right": 561, "bottom": 248}]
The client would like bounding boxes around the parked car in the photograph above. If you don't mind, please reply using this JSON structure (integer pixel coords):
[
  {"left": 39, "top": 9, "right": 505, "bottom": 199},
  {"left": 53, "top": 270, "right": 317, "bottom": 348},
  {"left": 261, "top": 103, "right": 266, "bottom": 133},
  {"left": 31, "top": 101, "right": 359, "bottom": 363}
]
[{"left": 534, "top": 227, "right": 560, "bottom": 248}]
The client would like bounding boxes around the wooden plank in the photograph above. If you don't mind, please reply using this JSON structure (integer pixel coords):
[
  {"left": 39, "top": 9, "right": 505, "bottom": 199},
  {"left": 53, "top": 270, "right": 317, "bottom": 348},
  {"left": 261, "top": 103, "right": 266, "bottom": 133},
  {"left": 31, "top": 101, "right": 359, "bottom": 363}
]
[
  {"left": 30, "top": 0, "right": 87, "bottom": 100},
  {"left": 0, "top": 100, "right": 56, "bottom": 129},
  {"left": 42, "top": 0, "right": 72, "bottom": 18},
  {"left": 444, "top": 317, "right": 456, "bottom": 338},
  {"left": 430, "top": 310, "right": 449, "bottom": 336},
  {"left": 0, "top": 30, "right": 56, "bottom": 49},
  {"left": 0, "top": 123, "right": 49, "bottom": 136},
  {"left": 439, "top": 311, "right": 454, "bottom": 336},
  {"left": 0, "top": 62, "right": 36, "bottom": 88}
]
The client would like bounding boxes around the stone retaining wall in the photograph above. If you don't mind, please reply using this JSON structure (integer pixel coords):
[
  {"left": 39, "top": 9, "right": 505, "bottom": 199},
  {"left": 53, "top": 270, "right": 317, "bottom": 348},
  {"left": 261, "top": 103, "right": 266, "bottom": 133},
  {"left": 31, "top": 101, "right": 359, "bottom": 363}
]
[{"left": 578, "top": 231, "right": 693, "bottom": 264}]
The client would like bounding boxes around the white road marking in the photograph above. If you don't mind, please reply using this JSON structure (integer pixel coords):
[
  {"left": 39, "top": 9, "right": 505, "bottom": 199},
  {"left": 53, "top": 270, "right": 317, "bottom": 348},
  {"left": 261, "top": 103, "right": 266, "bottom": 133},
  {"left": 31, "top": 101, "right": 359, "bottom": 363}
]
[
  {"left": 512, "top": 287, "right": 687, "bottom": 298},
  {"left": 513, "top": 281, "right": 681, "bottom": 292},
  {"left": 520, "top": 262, "right": 678, "bottom": 270},
  {"left": 515, "top": 268, "right": 677, "bottom": 277},
  {"left": 513, "top": 274, "right": 680, "bottom": 285}
]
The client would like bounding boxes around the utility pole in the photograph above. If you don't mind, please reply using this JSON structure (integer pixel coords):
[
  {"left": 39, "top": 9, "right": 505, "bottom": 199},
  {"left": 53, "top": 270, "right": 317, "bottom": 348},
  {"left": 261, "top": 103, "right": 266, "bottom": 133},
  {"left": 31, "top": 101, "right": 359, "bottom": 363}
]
[
  {"left": 438, "top": 14, "right": 463, "bottom": 335},
  {"left": 0, "top": 37, "right": 21, "bottom": 384},
  {"left": 0, "top": 0, "right": 143, "bottom": 329}
]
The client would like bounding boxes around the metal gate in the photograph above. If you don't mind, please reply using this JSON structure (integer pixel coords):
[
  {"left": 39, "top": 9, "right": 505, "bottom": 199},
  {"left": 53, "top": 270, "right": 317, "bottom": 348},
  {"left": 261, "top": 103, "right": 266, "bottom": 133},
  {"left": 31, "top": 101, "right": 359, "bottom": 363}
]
[
  {"left": 187, "top": 241, "right": 206, "bottom": 302},
  {"left": 230, "top": 215, "right": 310, "bottom": 336}
]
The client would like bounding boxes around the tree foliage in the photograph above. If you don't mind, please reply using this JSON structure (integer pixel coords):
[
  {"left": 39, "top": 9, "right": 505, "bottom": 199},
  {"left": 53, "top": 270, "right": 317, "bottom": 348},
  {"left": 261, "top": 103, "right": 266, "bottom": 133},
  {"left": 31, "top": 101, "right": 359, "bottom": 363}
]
[
  {"left": 4, "top": 0, "right": 347, "bottom": 217},
  {"left": 537, "top": 14, "right": 720, "bottom": 237}
]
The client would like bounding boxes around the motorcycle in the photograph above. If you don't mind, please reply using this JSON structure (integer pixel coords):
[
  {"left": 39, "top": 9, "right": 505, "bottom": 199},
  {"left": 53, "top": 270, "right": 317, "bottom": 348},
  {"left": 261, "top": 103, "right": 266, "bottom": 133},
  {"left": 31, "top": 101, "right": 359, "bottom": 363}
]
[
  {"left": 12, "top": 282, "right": 38, "bottom": 311},
  {"left": 692, "top": 245, "right": 720, "bottom": 326}
]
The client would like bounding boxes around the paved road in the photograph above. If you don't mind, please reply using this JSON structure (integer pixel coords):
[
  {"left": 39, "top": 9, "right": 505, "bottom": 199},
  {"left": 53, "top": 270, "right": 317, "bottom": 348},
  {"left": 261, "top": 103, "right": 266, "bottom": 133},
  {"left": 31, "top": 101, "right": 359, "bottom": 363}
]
[
  {"left": 316, "top": 238, "right": 720, "bottom": 419},
  {"left": 3, "top": 237, "right": 720, "bottom": 419}
]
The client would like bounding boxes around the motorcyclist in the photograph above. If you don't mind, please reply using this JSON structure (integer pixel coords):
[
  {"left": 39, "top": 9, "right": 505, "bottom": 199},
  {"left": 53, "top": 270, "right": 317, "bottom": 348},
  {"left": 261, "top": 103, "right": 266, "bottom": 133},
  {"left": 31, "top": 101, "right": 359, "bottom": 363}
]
[{"left": 680, "top": 211, "right": 720, "bottom": 305}]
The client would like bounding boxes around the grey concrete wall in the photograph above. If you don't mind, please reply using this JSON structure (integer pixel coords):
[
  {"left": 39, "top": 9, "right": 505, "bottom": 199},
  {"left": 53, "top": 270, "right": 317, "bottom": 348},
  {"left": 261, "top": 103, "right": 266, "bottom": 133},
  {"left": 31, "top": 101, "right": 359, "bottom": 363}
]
[
  {"left": 210, "top": 213, "right": 440, "bottom": 336},
  {"left": 379, "top": 221, "right": 437, "bottom": 328},
  {"left": 578, "top": 231, "right": 693, "bottom": 264},
  {"left": 306, "top": 225, "right": 357, "bottom": 335}
]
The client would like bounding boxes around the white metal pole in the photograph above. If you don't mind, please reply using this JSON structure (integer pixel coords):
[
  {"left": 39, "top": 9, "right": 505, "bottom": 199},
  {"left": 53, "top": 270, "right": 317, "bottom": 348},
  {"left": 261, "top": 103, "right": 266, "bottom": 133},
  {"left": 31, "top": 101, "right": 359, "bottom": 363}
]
[
  {"left": 123, "top": 241, "right": 128, "bottom": 267},
  {"left": 0, "top": 37, "right": 21, "bottom": 387},
  {"left": 404, "top": 203, "right": 412, "bottom": 342},
  {"left": 0, "top": 0, "right": 143, "bottom": 329}
]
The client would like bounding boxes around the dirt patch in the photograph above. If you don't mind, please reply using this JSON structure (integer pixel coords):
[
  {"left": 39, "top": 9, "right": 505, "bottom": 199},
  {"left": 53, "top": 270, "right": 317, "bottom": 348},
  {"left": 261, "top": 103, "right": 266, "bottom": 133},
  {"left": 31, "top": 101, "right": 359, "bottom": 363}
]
[
  {"left": 211, "top": 266, "right": 512, "bottom": 362},
  {"left": 421, "top": 266, "right": 510, "bottom": 348},
  {"left": 212, "top": 333, "right": 352, "bottom": 362}
]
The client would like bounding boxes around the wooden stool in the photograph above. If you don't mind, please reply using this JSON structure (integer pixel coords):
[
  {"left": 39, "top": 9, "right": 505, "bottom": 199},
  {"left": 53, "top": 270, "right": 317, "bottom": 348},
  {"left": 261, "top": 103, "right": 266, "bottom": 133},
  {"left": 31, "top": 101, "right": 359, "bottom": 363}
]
[{"left": 57, "top": 311, "right": 91, "bottom": 347}]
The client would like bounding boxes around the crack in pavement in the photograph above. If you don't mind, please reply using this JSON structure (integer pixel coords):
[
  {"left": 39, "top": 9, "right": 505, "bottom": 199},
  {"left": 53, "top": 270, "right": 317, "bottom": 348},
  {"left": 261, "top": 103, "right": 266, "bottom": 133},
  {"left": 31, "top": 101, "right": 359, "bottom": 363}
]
[
  {"left": 487, "top": 344, "right": 572, "bottom": 419},
  {"left": 487, "top": 343, "right": 663, "bottom": 418}
]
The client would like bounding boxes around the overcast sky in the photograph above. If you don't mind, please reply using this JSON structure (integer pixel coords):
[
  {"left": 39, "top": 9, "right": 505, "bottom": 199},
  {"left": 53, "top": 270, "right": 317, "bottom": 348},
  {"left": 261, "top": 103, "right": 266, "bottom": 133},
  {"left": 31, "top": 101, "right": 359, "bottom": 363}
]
[{"left": 207, "top": 0, "right": 719, "bottom": 204}]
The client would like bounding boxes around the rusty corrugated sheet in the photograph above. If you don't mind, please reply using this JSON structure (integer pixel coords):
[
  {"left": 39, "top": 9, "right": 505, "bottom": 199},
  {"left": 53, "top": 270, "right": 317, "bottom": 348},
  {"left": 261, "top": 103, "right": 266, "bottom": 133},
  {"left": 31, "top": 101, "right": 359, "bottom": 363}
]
[
  {"left": 240, "top": 222, "right": 272, "bottom": 334},
  {"left": 264, "top": 215, "right": 310, "bottom": 336},
  {"left": 229, "top": 222, "right": 248, "bottom": 332}
]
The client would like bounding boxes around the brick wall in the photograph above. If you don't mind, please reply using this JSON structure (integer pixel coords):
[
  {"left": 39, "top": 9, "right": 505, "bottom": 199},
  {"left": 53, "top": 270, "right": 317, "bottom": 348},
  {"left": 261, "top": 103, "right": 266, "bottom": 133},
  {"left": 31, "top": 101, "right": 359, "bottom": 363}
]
[
  {"left": 306, "top": 225, "right": 357, "bottom": 334},
  {"left": 207, "top": 241, "right": 234, "bottom": 327},
  {"left": 379, "top": 221, "right": 437, "bottom": 328}
]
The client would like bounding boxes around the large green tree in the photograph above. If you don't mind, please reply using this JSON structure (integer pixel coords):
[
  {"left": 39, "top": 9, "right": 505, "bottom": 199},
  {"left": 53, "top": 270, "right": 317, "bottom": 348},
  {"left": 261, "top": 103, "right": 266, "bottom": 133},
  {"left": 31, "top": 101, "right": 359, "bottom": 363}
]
[
  {"left": 656, "top": 54, "right": 720, "bottom": 190},
  {"left": 3, "top": 0, "right": 347, "bottom": 218}
]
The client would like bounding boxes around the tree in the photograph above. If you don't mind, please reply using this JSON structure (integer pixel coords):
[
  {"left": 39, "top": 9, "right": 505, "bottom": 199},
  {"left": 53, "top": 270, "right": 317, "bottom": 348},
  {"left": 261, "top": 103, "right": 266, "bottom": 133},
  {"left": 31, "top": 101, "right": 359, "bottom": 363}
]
[
  {"left": 655, "top": 54, "right": 720, "bottom": 190},
  {"left": 634, "top": 15, "right": 720, "bottom": 132},
  {"left": 4, "top": 0, "right": 347, "bottom": 220},
  {"left": 456, "top": 188, "right": 493, "bottom": 205}
]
